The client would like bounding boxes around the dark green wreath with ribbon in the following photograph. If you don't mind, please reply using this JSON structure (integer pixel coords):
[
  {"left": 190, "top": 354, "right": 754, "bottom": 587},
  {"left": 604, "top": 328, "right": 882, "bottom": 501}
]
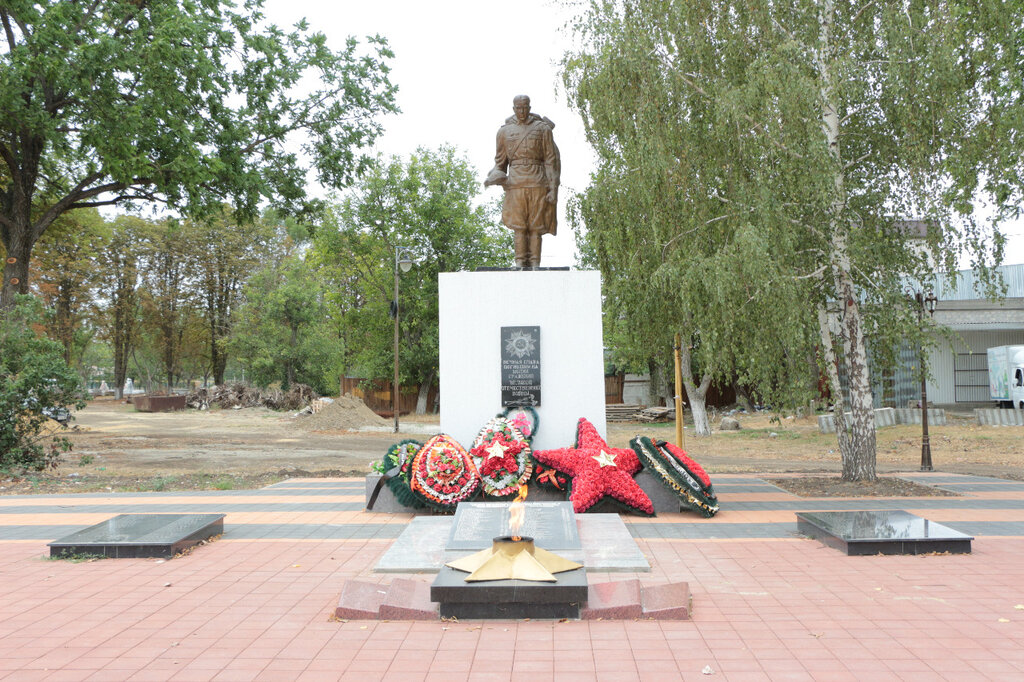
[
  {"left": 375, "top": 439, "right": 425, "bottom": 509},
  {"left": 630, "top": 436, "right": 719, "bottom": 517}
]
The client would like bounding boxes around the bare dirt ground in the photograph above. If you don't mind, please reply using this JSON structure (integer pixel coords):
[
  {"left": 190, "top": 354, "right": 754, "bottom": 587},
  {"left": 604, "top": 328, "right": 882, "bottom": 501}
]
[{"left": 3, "top": 399, "right": 1023, "bottom": 495}]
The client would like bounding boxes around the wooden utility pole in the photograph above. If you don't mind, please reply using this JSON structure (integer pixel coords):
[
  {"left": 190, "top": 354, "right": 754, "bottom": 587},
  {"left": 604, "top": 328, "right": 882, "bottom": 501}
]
[{"left": 674, "top": 333, "right": 685, "bottom": 448}]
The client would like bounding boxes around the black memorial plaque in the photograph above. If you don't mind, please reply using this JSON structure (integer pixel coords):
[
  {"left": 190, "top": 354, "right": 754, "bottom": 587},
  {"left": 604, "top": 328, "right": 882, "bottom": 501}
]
[
  {"left": 447, "top": 502, "right": 580, "bottom": 551},
  {"left": 501, "top": 325, "right": 541, "bottom": 407},
  {"left": 49, "top": 513, "right": 225, "bottom": 559},
  {"left": 797, "top": 510, "right": 972, "bottom": 555}
]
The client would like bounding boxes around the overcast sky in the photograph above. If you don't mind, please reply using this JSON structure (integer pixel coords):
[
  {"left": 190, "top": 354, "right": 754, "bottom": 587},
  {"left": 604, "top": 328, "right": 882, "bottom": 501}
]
[
  {"left": 262, "top": 0, "right": 1024, "bottom": 270},
  {"left": 263, "top": 0, "right": 589, "bottom": 267}
]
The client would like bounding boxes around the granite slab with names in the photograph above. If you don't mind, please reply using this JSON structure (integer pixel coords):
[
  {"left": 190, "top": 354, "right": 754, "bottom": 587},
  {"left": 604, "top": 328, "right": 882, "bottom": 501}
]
[{"left": 374, "top": 501, "right": 649, "bottom": 573}]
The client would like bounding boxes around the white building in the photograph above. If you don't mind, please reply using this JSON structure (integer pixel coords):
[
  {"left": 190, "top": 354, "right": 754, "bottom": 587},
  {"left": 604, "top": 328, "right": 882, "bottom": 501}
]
[{"left": 924, "top": 263, "right": 1024, "bottom": 406}]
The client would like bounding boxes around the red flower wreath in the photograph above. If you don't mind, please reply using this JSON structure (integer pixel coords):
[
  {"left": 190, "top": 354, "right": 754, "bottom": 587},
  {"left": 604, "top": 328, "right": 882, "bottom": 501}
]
[
  {"left": 472, "top": 434, "right": 524, "bottom": 477},
  {"left": 469, "top": 418, "right": 533, "bottom": 498},
  {"left": 409, "top": 434, "right": 481, "bottom": 510},
  {"left": 532, "top": 417, "right": 654, "bottom": 515}
]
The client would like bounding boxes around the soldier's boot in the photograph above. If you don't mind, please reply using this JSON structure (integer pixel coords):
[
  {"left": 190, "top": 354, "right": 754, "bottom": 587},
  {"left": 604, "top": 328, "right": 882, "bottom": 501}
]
[
  {"left": 513, "top": 229, "right": 528, "bottom": 269},
  {"left": 526, "top": 233, "right": 542, "bottom": 269}
]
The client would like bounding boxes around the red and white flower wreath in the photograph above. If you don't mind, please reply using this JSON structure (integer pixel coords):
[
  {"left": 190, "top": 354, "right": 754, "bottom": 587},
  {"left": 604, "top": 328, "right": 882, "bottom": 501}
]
[
  {"left": 409, "top": 434, "right": 481, "bottom": 509},
  {"left": 469, "top": 417, "right": 533, "bottom": 498}
]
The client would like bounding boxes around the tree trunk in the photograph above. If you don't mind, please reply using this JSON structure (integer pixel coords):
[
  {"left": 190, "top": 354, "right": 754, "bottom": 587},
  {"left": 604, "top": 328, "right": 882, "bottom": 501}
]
[
  {"left": 817, "top": 0, "right": 876, "bottom": 480},
  {"left": 733, "top": 381, "right": 755, "bottom": 412},
  {"left": 0, "top": 236, "right": 32, "bottom": 311},
  {"left": 210, "top": 315, "right": 224, "bottom": 386},
  {"left": 415, "top": 371, "right": 434, "bottom": 415},
  {"left": 286, "top": 323, "right": 298, "bottom": 388},
  {"left": 679, "top": 340, "right": 712, "bottom": 436},
  {"left": 647, "top": 358, "right": 666, "bottom": 407}
]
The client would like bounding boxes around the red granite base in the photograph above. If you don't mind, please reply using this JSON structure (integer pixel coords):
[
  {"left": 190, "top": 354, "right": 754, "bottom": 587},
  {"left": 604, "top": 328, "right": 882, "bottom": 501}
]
[
  {"left": 641, "top": 581, "right": 691, "bottom": 620},
  {"left": 334, "top": 580, "right": 389, "bottom": 620},
  {"left": 379, "top": 578, "right": 438, "bottom": 620},
  {"left": 581, "top": 579, "right": 642, "bottom": 619}
]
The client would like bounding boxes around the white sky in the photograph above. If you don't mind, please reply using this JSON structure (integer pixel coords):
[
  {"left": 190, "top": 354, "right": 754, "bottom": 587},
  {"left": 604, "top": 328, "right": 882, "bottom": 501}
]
[{"left": 262, "top": 0, "right": 1024, "bottom": 270}]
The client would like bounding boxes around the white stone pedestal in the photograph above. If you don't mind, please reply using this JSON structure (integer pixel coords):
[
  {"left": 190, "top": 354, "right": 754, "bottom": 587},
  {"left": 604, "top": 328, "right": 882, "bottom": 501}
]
[{"left": 439, "top": 270, "right": 607, "bottom": 451}]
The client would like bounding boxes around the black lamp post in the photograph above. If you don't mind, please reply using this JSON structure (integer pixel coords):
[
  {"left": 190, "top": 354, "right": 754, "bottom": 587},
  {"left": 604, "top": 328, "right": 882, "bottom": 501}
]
[
  {"left": 393, "top": 248, "right": 414, "bottom": 433},
  {"left": 915, "top": 290, "right": 938, "bottom": 471}
]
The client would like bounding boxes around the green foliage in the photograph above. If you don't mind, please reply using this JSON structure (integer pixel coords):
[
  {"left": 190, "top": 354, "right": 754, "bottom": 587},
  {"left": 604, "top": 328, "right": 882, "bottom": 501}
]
[
  {"left": 190, "top": 207, "right": 278, "bottom": 385},
  {"left": 311, "top": 146, "right": 511, "bottom": 392},
  {"left": 229, "top": 258, "right": 340, "bottom": 394},
  {"left": 562, "top": 0, "right": 1020, "bottom": 471},
  {"left": 1, "top": 0, "right": 397, "bottom": 307},
  {"left": 30, "top": 209, "right": 109, "bottom": 368},
  {"left": 0, "top": 296, "right": 85, "bottom": 472}
]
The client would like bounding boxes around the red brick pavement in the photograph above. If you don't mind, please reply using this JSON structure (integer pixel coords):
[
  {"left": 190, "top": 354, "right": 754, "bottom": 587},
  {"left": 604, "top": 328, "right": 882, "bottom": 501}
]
[{"left": 0, "top": 474, "right": 1022, "bottom": 681}]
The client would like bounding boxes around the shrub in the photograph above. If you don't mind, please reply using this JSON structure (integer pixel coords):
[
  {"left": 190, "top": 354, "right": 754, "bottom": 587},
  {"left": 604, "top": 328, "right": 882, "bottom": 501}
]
[{"left": 1, "top": 296, "right": 86, "bottom": 472}]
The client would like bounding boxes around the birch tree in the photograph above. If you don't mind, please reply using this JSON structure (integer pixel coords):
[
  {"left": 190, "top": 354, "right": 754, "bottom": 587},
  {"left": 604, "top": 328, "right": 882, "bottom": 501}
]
[{"left": 563, "top": 0, "right": 1016, "bottom": 479}]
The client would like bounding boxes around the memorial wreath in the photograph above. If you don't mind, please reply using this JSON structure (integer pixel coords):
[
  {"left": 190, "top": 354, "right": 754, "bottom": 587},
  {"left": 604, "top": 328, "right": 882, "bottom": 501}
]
[
  {"left": 469, "top": 417, "right": 533, "bottom": 498},
  {"left": 409, "top": 434, "right": 482, "bottom": 510},
  {"left": 630, "top": 436, "right": 719, "bottom": 517},
  {"left": 381, "top": 439, "right": 425, "bottom": 509},
  {"left": 532, "top": 417, "right": 654, "bottom": 515},
  {"left": 500, "top": 405, "right": 538, "bottom": 442}
]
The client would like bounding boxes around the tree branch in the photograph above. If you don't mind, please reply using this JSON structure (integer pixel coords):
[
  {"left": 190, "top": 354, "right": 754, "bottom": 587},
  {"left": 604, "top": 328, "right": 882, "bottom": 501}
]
[
  {"left": 851, "top": 0, "right": 879, "bottom": 23},
  {"left": 1, "top": 9, "right": 17, "bottom": 52}
]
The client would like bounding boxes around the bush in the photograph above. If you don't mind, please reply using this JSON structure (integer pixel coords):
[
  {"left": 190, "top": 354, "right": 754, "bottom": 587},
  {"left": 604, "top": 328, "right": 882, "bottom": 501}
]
[{"left": 1, "top": 296, "right": 86, "bottom": 472}]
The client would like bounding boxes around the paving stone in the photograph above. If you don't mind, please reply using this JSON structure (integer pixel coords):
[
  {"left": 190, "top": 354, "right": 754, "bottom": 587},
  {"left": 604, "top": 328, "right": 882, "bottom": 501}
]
[
  {"left": 334, "top": 580, "right": 389, "bottom": 619},
  {"left": 582, "top": 579, "right": 642, "bottom": 620}
]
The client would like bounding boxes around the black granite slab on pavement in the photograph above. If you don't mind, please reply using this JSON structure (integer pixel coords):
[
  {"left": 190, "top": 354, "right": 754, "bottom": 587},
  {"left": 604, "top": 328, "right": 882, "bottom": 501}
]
[
  {"left": 431, "top": 566, "right": 588, "bottom": 619},
  {"left": 796, "top": 510, "right": 972, "bottom": 555},
  {"left": 48, "top": 513, "right": 225, "bottom": 558}
]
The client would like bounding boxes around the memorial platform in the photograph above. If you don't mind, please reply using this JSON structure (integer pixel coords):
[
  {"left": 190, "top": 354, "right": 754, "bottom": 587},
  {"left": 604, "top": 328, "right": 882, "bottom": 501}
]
[{"left": 373, "top": 502, "right": 650, "bottom": 573}]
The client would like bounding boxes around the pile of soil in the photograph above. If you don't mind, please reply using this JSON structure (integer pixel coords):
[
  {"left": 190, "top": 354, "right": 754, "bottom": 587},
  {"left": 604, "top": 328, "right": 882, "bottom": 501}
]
[
  {"left": 297, "top": 394, "right": 388, "bottom": 431},
  {"left": 768, "top": 476, "right": 960, "bottom": 498}
]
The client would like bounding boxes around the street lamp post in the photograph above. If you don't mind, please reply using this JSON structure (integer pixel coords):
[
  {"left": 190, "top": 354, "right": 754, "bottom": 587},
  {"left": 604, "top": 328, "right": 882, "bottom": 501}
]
[
  {"left": 915, "top": 290, "right": 938, "bottom": 471},
  {"left": 393, "top": 248, "right": 414, "bottom": 433}
]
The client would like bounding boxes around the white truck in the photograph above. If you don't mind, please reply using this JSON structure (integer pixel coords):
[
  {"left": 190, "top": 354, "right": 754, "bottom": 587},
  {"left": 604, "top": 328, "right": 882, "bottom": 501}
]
[{"left": 987, "top": 345, "right": 1024, "bottom": 409}]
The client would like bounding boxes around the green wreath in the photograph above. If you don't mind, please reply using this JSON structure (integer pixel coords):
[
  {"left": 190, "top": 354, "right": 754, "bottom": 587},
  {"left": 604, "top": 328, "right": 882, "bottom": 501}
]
[{"left": 382, "top": 439, "right": 425, "bottom": 509}]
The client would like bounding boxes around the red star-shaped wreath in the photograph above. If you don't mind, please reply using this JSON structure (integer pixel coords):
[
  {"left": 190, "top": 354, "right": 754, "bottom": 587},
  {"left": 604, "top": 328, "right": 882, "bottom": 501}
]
[{"left": 532, "top": 417, "right": 654, "bottom": 515}]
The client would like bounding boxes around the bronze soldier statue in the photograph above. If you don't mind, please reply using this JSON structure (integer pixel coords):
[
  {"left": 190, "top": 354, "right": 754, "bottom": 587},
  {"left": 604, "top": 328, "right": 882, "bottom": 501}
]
[{"left": 484, "top": 95, "right": 561, "bottom": 269}]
